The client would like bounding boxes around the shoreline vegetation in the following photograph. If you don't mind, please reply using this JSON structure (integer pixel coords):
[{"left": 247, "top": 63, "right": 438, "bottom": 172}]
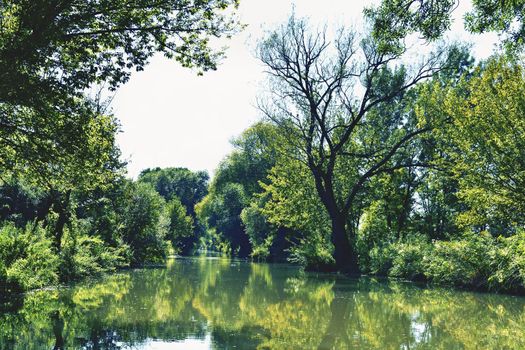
[{"left": 2, "top": 0, "right": 525, "bottom": 303}]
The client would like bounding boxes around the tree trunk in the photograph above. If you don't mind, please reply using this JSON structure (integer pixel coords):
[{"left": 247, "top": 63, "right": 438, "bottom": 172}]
[
  {"left": 53, "top": 190, "right": 71, "bottom": 252},
  {"left": 330, "top": 213, "right": 359, "bottom": 273}
]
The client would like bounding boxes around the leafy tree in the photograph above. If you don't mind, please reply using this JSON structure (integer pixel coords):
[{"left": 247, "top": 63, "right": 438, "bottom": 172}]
[
  {"left": 138, "top": 167, "right": 208, "bottom": 253},
  {"left": 260, "top": 158, "right": 334, "bottom": 269},
  {"left": 166, "top": 197, "right": 194, "bottom": 254},
  {"left": 213, "top": 122, "right": 279, "bottom": 197},
  {"left": 138, "top": 167, "right": 208, "bottom": 214},
  {"left": 197, "top": 123, "right": 280, "bottom": 258},
  {"left": 121, "top": 182, "right": 168, "bottom": 265},
  {"left": 197, "top": 183, "right": 250, "bottom": 256},
  {"left": 428, "top": 56, "right": 525, "bottom": 232},
  {"left": 0, "top": 0, "right": 240, "bottom": 122},
  {"left": 366, "top": 0, "right": 525, "bottom": 53},
  {"left": 257, "top": 16, "right": 447, "bottom": 271}
]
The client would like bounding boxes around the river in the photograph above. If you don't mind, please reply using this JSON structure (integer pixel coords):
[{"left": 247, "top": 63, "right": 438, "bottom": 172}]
[{"left": 0, "top": 256, "right": 524, "bottom": 349}]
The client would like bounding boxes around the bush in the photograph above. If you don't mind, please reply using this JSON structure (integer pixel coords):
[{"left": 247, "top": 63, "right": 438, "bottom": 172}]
[
  {"left": 488, "top": 232, "right": 525, "bottom": 293},
  {"left": 423, "top": 233, "right": 493, "bottom": 289},
  {"left": 0, "top": 223, "right": 59, "bottom": 291},
  {"left": 60, "top": 229, "right": 131, "bottom": 281},
  {"left": 361, "top": 229, "right": 525, "bottom": 293},
  {"left": 389, "top": 237, "right": 430, "bottom": 281},
  {"left": 288, "top": 233, "right": 335, "bottom": 271},
  {"left": 367, "top": 244, "right": 395, "bottom": 276}
]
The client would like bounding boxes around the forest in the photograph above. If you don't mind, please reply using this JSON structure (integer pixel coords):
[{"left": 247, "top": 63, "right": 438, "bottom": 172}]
[{"left": 1, "top": 0, "right": 525, "bottom": 298}]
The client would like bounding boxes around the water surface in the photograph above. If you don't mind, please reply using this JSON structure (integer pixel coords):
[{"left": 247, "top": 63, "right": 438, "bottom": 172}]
[{"left": 1, "top": 257, "right": 524, "bottom": 349}]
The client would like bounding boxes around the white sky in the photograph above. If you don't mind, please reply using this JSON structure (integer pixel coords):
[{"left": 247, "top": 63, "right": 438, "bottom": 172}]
[{"left": 111, "top": 0, "right": 497, "bottom": 179}]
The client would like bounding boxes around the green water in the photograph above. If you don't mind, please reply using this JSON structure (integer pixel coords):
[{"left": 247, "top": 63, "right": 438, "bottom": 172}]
[{"left": 1, "top": 257, "right": 524, "bottom": 349}]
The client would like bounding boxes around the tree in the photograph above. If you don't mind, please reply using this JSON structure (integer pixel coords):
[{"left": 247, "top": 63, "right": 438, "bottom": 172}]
[
  {"left": 0, "top": 0, "right": 240, "bottom": 205},
  {"left": 121, "top": 182, "right": 168, "bottom": 265},
  {"left": 0, "top": 0, "right": 240, "bottom": 101},
  {"left": 257, "top": 16, "right": 447, "bottom": 271},
  {"left": 197, "top": 183, "right": 251, "bottom": 256},
  {"left": 0, "top": 101, "right": 125, "bottom": 250},
  {"left": 138, "top": 167, "right": 208, "bottom": 252},
  {"left": 166, "top": 197, "right": 194, "bottom": 254},
  {"left": 138, "top": 167, "right": 209, "bottom": 210},
  {"left": 197, "top": 122, "right": 281, "bottom": 258},
  {"left": 213, "top": 122, "right": 279, "bottom": 197},
  {"left": 366, "top": 0, "right": 525, "bottom": 53},
  {"left": 426, "top": 56, "right": 525, "bottom": 233}
]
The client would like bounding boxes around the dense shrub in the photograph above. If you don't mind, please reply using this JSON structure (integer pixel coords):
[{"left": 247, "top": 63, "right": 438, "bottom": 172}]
[
  {"left": 488, "top": 232, "right": 525, "bottom": 293},
  {"left": 423, "top": 233, "right": 493, "bottom": 289},
  {"left": 389, "top": 237, "right": 431, "bottom": 281},
  {"left": 359, "top": 231, "right": 525, "bottom": 293},
  {"left": 288, "top": 233, "right": 335, "bottom": 271},
  {"left": 60, "top": 229, "right": 131, "bottom": 281},
  {"left": 0, "top": 223, "right": 59, "bottom": 291},
  {"left": 367, "top": 244, "right": 395, "bottom": 276}
]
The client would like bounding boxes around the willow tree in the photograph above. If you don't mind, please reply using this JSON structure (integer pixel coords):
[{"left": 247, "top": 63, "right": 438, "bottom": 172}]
[{"left": 257, "top": 16, "right": 447, "bottom": 271}]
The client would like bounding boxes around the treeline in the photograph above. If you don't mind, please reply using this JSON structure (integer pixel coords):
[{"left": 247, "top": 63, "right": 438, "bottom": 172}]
[
  {"left": 194, "top": 4, "right": 525, "bottom": 293},
  {"left": 0, "top": 167, "right": 208, "bottom": 292}
]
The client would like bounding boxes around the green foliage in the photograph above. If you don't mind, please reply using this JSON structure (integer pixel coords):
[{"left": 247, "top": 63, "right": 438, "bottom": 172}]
[
  {"left": 261, "top": 159, "right": 335, "bottom": 268},
  {"left": 0, "top": 0, "right": 241, "bottom": 294},
  {"left": 0, "top": 223, "right": 59, "bottom": 291},
  {"left": 418, "top": 56, "right": 525, "bottom": 233},
  {"left": 166, "top": 197, "right": 194, "bottom": 254},
  {"left": 213, "top": 122, "right": 279, "bottom": 197},
  {"left": 198, "top": 228, "right": 231, "bottom": 255},
  {"left": 360, "top": 232, "right": 525, "bottom": 293},
  {"left": 288, "top": 234, "right": 335, "bottom": 271},
  {"left": 122, "top": 183, "right": 169, "bottom": 265},
  {"left": 368, "top": 0, "right": 525, "bottom": 53},
  {"left": 60, "top": 226, "right": 131, "bottom": 282},
  {"left": 488, "top": 232, "right": 525, "bottom": 292},
  {"left": 240, "top": 197, "right": 276, "bottom": 261},
  {"left": 465, "top": 0, "right": 525, "bottom": 51},
  {"left": 139, "top": 167, "right": 208, "bottom": 211},
  {"left": 138, "top": 167, "right": 208, "bottom": 254},
  {"left": 389, "top": 237, "right": 431, "bottom": 281},
  {"left": 196, "top": 122, "right": 280, "bottom": 258},
  {"left": 357, "top": 200, "right": 393, "bottom": 269},
  {"left": 423, "top": 233, "right": 493, "bottom": 289},
  {"left": 367, "top": 245, "right": 396, "bottom": 276},
  {"left": 365, "top": 0, "right": 457, "bottom": 54},
  {"left": 0, "top": 0, "right": 240, "bottom": 98}
]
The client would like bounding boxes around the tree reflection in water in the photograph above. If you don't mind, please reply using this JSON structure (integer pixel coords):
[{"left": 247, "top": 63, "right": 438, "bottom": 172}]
[{"left": 0, "top": 257, "right": 524, "bottom": 349}]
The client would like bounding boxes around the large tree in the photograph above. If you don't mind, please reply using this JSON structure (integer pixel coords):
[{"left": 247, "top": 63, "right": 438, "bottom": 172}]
[
  {"left": 423, "top": 56, "right": 525, "bottom": 233},
  {"left": 257, "top": 16, "right": 448, "bottom": 271},
  {"left": 0, "top": 0, "right": 240, "bottom": 189}
]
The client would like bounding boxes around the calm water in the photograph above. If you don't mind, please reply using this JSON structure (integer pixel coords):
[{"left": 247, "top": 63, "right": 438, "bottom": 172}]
[{"left": 1, "top": 257, "right": 525, "bottom": 349}]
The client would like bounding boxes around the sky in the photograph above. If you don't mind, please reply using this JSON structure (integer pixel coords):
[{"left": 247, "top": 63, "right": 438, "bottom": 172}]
[{"left": 111, "top": 0, "right": 497, "bottom": 179}]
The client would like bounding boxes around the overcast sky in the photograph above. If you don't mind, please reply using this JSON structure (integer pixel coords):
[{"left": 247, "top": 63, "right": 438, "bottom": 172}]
[{"left": 111, "top": 0, "right": 497, "bottom": 178}]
